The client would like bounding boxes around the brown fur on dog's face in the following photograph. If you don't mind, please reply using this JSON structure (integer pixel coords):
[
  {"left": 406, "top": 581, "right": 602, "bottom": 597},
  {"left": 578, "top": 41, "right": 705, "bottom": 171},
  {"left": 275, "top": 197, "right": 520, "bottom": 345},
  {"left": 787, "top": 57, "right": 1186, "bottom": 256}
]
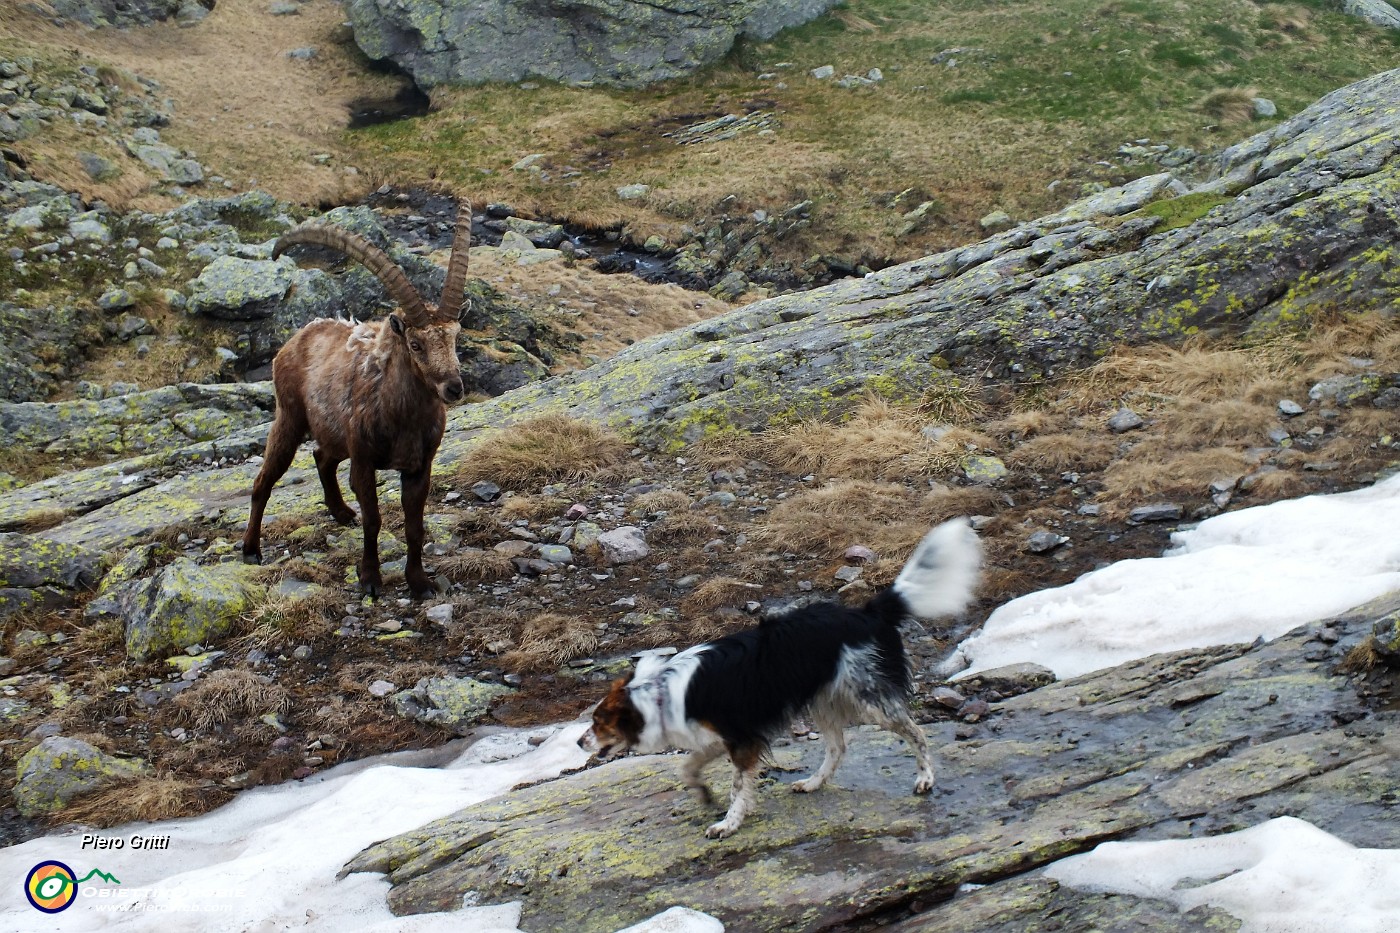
[{"left": 579, "top": 677, "right": 644, "bottom": 759}]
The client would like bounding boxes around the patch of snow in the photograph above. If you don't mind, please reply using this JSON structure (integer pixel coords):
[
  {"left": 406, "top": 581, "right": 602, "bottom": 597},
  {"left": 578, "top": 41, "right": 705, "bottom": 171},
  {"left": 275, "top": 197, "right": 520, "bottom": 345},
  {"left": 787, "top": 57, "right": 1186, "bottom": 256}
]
[
  {"left": 1046, "top": 816, "right": 1400, "bottom": 932},
  {"left": 951, "top": 472, "right": 1400, "bottom": 678},
  {"left": 0, "top": 722, "right": 721, "bottom": 932}
]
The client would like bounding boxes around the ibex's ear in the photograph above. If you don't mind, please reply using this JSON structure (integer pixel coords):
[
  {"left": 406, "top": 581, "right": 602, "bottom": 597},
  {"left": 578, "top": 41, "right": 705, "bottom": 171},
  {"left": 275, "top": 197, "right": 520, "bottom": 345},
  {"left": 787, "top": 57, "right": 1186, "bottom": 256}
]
[{"left": 388, "top": 313, "right": 405, "bottom": 335}]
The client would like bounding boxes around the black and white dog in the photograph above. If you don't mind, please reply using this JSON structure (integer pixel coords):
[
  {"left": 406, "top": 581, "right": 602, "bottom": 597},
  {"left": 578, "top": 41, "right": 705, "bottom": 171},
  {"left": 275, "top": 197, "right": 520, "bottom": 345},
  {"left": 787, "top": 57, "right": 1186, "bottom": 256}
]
[{"left": 580, "top": 519, "right": 981, "bottom": 838}]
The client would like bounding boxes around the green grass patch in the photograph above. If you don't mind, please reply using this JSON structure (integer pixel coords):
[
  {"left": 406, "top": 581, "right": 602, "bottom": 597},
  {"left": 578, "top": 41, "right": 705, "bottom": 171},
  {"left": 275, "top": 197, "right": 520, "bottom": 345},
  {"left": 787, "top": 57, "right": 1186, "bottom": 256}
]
[{"left": 1133, "top": 192, "right": 1234, "bottom": 231}]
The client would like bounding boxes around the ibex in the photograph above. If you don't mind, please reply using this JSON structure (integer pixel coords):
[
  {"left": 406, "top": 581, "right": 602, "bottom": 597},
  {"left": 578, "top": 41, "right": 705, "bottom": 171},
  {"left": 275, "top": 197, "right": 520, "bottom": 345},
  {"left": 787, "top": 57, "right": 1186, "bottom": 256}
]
[{"left": 242, "top": 204, "right": 472, "bottom": 599}]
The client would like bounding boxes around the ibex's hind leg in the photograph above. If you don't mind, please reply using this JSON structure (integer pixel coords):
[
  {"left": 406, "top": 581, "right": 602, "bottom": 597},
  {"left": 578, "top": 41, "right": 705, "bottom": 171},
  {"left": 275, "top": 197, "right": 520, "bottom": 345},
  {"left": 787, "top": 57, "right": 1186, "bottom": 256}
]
[
  {"left": 242, "top": 409, "right": 306, "bottom": 564},
  {"left": 314, "top": 448, "right": 356, "bottom": 525},
  {"left": 349, "top": 459, "right": 383, "bottom": 597}
]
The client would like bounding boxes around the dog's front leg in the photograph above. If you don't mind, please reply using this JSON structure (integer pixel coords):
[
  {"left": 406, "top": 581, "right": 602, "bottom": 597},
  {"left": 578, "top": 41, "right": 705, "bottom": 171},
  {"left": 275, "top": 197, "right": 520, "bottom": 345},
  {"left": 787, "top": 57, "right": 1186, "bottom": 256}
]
[
  {"left": 705, "top": 759, "right": 759, "bottom": 839},
  {"left": 682, "top": 744, "right": 724, "bottom": 806}
]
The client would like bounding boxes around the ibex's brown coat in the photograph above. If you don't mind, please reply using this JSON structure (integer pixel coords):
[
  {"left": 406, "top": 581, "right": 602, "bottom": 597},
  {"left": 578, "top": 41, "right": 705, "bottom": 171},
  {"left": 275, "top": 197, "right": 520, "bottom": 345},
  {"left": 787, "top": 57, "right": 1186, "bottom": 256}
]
[{"left": 242, "top": 204, "right": 473, "bottom": 598}]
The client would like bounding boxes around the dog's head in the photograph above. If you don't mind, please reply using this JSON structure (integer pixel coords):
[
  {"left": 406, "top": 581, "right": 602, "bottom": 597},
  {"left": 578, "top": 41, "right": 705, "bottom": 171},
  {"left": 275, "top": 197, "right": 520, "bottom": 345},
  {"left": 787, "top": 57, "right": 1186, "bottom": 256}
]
[{"left": 578, "top": 675, "right": 645, "bottom": 760}]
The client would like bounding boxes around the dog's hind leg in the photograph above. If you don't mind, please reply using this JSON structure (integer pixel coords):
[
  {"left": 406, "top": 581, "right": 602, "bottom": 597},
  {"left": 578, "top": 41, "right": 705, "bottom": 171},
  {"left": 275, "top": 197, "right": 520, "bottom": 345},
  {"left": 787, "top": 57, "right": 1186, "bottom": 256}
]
[
  {"left": 792, "top": 712, "right": 847, "bottom": 794},
  {"left": 682, "top": 743, "right": 724, "bottom": 806},
  {"left": 705, "top": 746, "right": 761, "bottom": 839},
  {"left": 878, "top": 709, "right": 936, "bottom": 794}
]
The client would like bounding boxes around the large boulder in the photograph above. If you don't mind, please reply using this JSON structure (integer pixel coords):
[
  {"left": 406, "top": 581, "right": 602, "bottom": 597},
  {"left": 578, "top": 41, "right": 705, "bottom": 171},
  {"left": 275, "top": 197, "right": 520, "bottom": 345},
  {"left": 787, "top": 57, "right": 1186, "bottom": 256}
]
[
  {"left": 14, "top": 737, "right": 146, "bottom": 818},
  {"left": 111, "top": 558, "right": 266, "bottom": 662},
  {"left": 1342, "top": 0, "right": 1400, "bottom": 30},
  {"left": 344, "top": 0, "right": 841, "bottom": 89},
  {"left": 391, "top": 676, "right": 514, "bottom": 733}
]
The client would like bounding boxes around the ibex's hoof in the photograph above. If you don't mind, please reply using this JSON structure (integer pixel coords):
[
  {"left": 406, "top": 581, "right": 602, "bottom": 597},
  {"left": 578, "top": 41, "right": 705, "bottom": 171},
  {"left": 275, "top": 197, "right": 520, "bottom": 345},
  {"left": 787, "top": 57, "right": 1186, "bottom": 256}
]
[
  {"left": 406, "top": 576, "right": 439, "bottom": 600},
  {"left": 329, "top": 507, "right": 357, "bottom": 526},
  {"left": 242, "top": 550, "right": 262, "bottom": 566},
  {"left": 359, "top": 580, "right": 381, "bottom": 599}
]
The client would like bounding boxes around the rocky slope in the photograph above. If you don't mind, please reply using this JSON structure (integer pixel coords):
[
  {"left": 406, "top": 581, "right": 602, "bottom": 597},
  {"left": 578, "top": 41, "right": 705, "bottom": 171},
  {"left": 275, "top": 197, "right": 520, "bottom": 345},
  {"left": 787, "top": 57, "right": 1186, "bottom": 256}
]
[{"left": 344, "top": 0, "right": 840, "bottom": 88}]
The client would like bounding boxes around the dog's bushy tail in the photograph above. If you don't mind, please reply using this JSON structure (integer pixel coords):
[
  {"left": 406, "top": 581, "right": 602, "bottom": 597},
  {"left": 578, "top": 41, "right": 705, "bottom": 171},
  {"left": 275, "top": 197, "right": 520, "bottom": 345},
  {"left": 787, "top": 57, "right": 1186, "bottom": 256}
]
[{"left": 883, "top": 518, "right": 982, "bottom": 622}]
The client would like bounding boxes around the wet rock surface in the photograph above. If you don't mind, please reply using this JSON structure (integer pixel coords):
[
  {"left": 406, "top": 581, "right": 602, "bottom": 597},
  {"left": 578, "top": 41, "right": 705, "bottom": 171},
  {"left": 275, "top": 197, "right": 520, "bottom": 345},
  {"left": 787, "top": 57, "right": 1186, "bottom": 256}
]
[{"left": 348, "top": 593, "right": 1400, "bottom": 931}]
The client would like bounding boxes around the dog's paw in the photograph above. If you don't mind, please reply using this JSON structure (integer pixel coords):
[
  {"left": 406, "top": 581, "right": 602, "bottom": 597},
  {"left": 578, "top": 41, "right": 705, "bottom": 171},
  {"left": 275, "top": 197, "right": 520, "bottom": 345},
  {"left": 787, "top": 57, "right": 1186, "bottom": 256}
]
[
  {"left": 914, "top": 775, "right": 935, "bottom": 795},
  {"left": 791, "top": 777, "right": 823, "bottom": 794},
  {"left": 705, "top": 819, "right": 740, "bottom": 839}
]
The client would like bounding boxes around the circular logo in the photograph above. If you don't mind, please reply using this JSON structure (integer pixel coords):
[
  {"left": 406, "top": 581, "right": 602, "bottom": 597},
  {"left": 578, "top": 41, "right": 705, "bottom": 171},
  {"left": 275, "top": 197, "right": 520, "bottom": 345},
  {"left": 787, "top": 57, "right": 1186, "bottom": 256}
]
[{"left": 25, "top": 861, "right": 77, "bottom": 913}]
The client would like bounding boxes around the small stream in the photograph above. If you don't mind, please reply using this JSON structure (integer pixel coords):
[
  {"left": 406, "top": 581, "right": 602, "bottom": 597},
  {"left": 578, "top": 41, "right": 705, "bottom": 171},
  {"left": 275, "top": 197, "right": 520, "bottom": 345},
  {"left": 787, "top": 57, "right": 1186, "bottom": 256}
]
[{"left": 363, "top": 187, "right": 688, "bottom": 287}]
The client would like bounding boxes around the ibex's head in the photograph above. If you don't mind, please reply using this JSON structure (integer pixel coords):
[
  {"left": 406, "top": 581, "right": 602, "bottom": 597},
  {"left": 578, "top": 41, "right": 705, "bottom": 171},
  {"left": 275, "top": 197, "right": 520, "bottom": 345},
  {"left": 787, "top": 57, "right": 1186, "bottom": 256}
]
[
  {"left": 389, "top": 312, "right": 463, "bottom": 403},
  {"left": 273, "top": 201, "right": 476, "bottom": 405}
]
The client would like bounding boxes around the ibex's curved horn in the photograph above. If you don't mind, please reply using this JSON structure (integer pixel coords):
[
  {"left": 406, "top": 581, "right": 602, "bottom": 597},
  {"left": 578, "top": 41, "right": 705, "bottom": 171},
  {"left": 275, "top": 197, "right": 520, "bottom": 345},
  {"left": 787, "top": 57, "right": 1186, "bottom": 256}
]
[
  {"left": 437, "top": 201, "right": 473, "bottom": 321},
  {"left": 273, "top": 225, "right": 430, "bottom": 327}
]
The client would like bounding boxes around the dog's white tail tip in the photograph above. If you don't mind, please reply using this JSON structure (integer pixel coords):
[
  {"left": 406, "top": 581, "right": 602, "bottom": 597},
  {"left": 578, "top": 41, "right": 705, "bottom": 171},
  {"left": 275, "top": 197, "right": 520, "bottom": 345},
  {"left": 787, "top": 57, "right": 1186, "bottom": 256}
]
[{"left": 892, "top": 518, "right": 982, "bottom": 620}]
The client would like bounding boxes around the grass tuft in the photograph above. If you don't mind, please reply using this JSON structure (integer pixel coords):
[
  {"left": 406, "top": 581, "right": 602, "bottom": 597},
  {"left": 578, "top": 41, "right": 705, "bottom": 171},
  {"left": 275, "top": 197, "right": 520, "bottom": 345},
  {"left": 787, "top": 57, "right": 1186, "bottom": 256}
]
[{"left": 454, "top": 415, "right": 629, "bottom": 491}]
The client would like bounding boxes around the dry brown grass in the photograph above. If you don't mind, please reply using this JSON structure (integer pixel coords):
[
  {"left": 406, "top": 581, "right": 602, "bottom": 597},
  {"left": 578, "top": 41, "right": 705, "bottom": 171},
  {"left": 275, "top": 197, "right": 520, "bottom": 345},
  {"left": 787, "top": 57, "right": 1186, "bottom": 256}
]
[
  {"left": 59, "top": 774, "right": 214, "bottom": 827},
  {"left": 503, "top": 613, "right": 598, "bottom": 671},
  {"left": 1069, "top": 338, "right": 1289, "bottom": 408},
  {"left": 454, "top": 415, "right": 630, "bottom": 491},
  {"left": 1157, "top": 400, "right": 1279, "bottom": 448},
  {"left": 1239, "top": 468, "right": 1309, "bottom": 500},
  {"left": 985, "top": 409, "right": 1066, "bottom": 443},
  {"left": 919, "top": 380, "right": 990, "bottom": 426},
  {"left": 498, "top": 494, "right": 569, "bottom": 522},
  {"left": 1197, "top": 87, "right": 1261, "bottom": 126},
  {"left": 437, "top": 548, "right": 518, "bottom": 582},
  {"left": 681, "top": 577, "right": 760, "bottom": 614},
  {"left": 765, "top": 402, "right": 925, "bottom": 481},
  {"left": 631, "top": 489, "right": 692, "bottom": 514},
  {"left": 1099, "top": 448, "right": 1255, "bottom": 512},
  {"left": 758, "top": 480, "right": 917, "bottom": 556},
  {"left": 1004, "top": 433, "right": 1119, "bottom": 473},
  {"left": 174, "top": 670, "right": 290, "bottom": 732},
  {"left": 647, "top": 511, "right": 719, "bottom": 544},
  {"left": 446, "top": 607, "right": 527, "bottom": 656},
  {"left": 237, "top": 587, "right": 341, "bottom": 648}
]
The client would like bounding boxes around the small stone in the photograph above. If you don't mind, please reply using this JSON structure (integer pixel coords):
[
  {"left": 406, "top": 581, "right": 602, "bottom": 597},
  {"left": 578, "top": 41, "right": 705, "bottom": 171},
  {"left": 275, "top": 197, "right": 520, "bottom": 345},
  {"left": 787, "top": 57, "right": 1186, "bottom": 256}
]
[
  {"left": 616, "top": 183, "right": 650, "bottom": 200},
  {"left": 834, "top": 565, "right": 863, "bottom": 583},
  {"left": 1107, "top": 407, "right": 1145, "bottom": 433},
  {"left": 425, "top": 603, "right": 454, "bottom": 626},
  {"left": 1025, "top": 530, "right": 1068, "bottom": 554},
  {"left": 598, "top": 526, "right": 649, "bottom": 565},
  {"left": 931, "top": 687, "right": 966, "bottom": 709},
  {"left": 1278, "top": 399, "right": 1304, "bottom": 417},
  {"left": 979, "top": 210, "right": 1013, "bottom": 233},
  {"left": 292, "top": 645, "right": 312, "bottom": 660},
  {"left": 538, "top": 544, "right": 574, "bottom": 565},
  {"left": 512, "top": 153, "right": 545, "bottom": 171},
  {"left": 97, "top": 287, "right": 136, "bottom": 312},
  {"left": 961, "top": 454, "right": 1008, "bottom": 484},
  {"left": 810, "top": 65, "right": 835, "bottom": 80},
  {"left": 565, "top": 504, "right": 589, "bottom": 520},
  {"left": 368, "top": 680, "right": 397, "bottom": 697},
  {"left": 471, "top": 481, "right": 502, "bottom": 502},
  {"left": 1129, "top": 503, "right": 1182, "bottom": 523},
  {"left": 286, "top": 47, "right": 317, "bottom": 60},
  {"left": 1252, "top": 97, "right": 1277, "bottom": 118},
  {"left": 844, "top": 544, "right": 877, "bottom": 563},
  {"left": 958, "top": 698, "right": 992, "bottom": 722}
]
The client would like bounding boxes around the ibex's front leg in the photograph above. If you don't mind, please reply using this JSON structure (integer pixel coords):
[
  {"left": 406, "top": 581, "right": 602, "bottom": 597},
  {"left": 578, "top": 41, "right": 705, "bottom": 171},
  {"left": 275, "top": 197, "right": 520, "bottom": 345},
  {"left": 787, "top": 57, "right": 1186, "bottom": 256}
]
[
  {"left": 349, "top": 459, "right": 382, "bottom": 597},
  {"left": 400, "top": 467, "right": 437, "bottom": 598}
]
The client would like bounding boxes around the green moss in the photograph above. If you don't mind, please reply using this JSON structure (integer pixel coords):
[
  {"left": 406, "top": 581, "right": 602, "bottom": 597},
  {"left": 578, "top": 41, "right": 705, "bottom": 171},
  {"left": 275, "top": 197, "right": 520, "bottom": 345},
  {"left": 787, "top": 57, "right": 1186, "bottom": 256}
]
[{"left": 1133, "top": 192, "right": 1233, "bottom": 232}]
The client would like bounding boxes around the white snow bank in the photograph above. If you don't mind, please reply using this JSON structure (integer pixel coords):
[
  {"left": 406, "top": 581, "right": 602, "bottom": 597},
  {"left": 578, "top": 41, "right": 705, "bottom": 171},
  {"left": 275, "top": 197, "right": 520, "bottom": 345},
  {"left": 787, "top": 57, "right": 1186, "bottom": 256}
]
[
  {"left": 1046, "top": 816, "right": 1400, "bottom": 932},
  {"left": 951, "top": 472, "right": 1400, "bottom": 679},
  {"left": 1, "top": 722, "right": 722, "bottom": 932}
]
